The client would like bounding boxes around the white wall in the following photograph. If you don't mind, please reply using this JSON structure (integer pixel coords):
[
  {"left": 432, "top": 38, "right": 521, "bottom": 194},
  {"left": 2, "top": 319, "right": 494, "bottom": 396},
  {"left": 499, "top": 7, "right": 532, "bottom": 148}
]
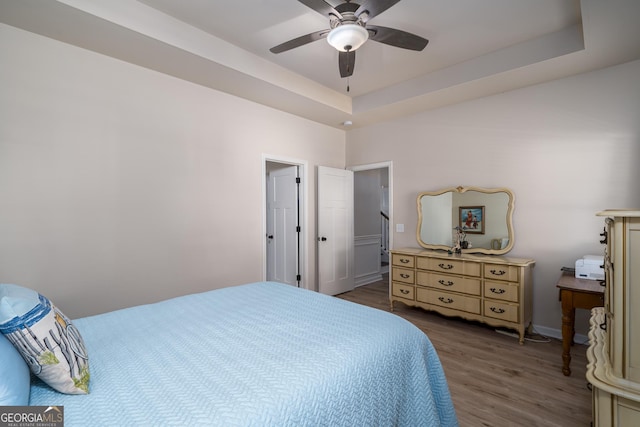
[
  {"left": 346, "top": 59, "right": 640, "bottom": 334},
  {"left": 0, "top": 25, "right": 345, "bottom": 318},
  {"left": 2, "top": 22, "right": 639, "bottom": 337}
]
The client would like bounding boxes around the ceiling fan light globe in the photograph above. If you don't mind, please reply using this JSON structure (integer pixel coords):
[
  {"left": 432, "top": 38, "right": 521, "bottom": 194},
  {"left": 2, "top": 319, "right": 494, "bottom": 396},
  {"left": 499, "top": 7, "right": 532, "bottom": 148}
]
[{"left": 327, "top": 24, "right": 369, "bottom": 52}]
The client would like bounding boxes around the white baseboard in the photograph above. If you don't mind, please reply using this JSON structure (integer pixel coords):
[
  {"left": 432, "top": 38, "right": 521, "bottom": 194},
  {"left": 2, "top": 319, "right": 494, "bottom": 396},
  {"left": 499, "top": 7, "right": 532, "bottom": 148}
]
[{"left": 355, "top": 273, "right": 383, "bottom": 287}]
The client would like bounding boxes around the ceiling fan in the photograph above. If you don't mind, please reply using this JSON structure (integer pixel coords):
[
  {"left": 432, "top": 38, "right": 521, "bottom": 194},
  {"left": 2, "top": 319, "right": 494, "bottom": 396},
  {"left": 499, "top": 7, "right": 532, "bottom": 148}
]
[{"left": 270, "top": 0, "right": 429, "bottom": 79}]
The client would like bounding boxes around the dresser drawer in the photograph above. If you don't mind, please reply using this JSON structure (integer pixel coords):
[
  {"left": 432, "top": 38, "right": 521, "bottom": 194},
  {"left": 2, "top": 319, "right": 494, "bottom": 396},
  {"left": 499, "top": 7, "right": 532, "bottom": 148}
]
[
  {"left": 417, "top": 271, "right": 481, "bottom": 295},
  {"left": 484, "top": 300, "right": 518, "bottom": 323},
  {"left": 392, "top": 267, "right": 415, "bottom": 284},
  {"left": 420, "top": 257, "right": 481, "bottom": 277},
  {"left": 392, "top": 253, "right": 415, "bottom": 268},
  {"left": 484, "top": 263, "right": 519, "bottom": 282},
  {"left": 416, "top": 288, "right": 481, "bottom": 314},
  {"left": 392, "top": 283, "right": 415, "bottom": 300},
  {"left": 422, "top": 257, "right": 463, "bottom": 274},
  {"left": 484, "top": 280, "right": 519, "bottom": 302}
]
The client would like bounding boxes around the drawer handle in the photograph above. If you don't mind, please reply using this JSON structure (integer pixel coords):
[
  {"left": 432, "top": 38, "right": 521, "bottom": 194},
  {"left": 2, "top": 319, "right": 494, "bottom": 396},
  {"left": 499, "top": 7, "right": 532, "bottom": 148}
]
[
  {"left": 438, "top": 280, "right": 454, "bottom": 286},
  {"left": 400, "top": 273, "right": 410, "bottom": 279},
  {"left": 400, "top": 289, "right": 410, "bottom": 295},
  {"left": 490, "top": 269, "right": 506, "bottom": 276},
  {"left": 400, "top": 258, "right": 410, "bottom": 264},
  {"left": 490, "top": 307, "right": 505, "bottom": 314},
  {"left": 600, "top": 227, "right": 607, "bottom": 244},
  {"left": 438, "top": 263, "right": 454, "bottom": 270},
  {"left": 490, "top": 288, "right": 505, "bottom": 294},
  {"left": 438, "top": 297, "right": 454, "bottom": 304}
]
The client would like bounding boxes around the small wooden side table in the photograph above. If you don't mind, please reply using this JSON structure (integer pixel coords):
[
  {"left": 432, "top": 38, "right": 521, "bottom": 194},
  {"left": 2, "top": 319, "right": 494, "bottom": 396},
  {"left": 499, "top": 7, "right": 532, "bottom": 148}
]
[{"left": 556, "top": 272, "right": 604, "bottom": 376}]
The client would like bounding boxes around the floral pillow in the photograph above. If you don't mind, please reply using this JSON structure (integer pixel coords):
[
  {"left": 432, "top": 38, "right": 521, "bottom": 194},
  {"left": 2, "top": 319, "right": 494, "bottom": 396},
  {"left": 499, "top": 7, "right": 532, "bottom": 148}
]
[{"left": 0, "top": 284, "right": 90, "bottom": 395}]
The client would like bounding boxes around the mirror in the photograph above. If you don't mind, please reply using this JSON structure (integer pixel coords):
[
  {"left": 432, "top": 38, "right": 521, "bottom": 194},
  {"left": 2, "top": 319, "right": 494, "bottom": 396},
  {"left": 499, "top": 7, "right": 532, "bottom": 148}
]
[{"left": 416, "top": 186, "right": 515, "bottom": 255}]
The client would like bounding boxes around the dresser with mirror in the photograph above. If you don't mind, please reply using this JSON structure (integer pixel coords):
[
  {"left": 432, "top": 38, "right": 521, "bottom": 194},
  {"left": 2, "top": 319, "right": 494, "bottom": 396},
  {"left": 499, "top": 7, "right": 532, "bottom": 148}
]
[{"left": 391, "top": 186, "right": 535, "bottom": 344}]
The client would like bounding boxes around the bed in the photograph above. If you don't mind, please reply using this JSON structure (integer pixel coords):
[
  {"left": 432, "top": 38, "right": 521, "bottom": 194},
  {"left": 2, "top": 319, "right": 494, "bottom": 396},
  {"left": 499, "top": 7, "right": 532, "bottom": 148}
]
[{"left": 3, "top": 281, "right": 457, "bottom": 426}]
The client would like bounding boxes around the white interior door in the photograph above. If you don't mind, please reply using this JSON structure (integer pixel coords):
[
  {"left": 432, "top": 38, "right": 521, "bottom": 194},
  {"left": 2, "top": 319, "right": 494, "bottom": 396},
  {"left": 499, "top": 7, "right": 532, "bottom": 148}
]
[
  {"left": 266, "top": 165, "right": 299, "bottom": 286},
  {"left": 317, "top": 166, "right": 354, "bottom": 295}
]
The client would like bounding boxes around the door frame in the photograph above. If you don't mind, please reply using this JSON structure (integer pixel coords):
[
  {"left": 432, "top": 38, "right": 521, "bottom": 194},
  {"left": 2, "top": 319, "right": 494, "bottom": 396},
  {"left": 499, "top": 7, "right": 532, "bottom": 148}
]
[{"left": 262, "top": 154, "right": 308, "bottom": 289}]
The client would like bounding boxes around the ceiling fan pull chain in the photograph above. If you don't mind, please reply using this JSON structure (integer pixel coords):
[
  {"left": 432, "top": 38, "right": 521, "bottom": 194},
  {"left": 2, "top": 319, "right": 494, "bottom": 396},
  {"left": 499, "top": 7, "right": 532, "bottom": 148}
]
[{"left": 347, "top": 77, "right": 350, "bottom": 92}]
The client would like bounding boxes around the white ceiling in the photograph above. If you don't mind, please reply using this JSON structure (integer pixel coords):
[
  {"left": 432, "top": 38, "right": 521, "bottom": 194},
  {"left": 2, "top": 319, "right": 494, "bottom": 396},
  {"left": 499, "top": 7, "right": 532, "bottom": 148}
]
[
  {"left": 138, "top": 0, "right": 579, "bottom": 96},
  {"left": 2, "top": 0, "right": 640, "bottom": 129}
]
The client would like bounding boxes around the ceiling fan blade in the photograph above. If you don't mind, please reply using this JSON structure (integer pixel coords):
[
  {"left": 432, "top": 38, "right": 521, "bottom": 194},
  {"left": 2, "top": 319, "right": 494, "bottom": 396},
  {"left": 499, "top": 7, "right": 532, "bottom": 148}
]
[
  {"left": 298, "top": 0, "right": 342, "bottom": 19},
  {"left": 355, "top": 0, "right": 401, "bottom": 22},
  {"left": 270, "top": 30, "right": 330, "bottom": 54},
  {"left": 367, "top": 25, "right": 428, "bottom": 51},
  {"left": 338, "top": 51, "right": 356, "bottom": 78}
]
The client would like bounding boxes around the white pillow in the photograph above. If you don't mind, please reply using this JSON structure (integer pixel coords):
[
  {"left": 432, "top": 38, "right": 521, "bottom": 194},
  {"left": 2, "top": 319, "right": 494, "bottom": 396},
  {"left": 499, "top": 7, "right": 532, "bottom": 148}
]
[{"left": 0, "top": 284, "right": 90, "bottom": 395}]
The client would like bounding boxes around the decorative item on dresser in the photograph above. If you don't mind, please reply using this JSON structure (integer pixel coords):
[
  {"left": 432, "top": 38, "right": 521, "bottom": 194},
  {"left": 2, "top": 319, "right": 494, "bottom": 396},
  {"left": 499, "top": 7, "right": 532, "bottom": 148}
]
[
  {"left": 587, "top": 210, "right": 640, "bottom": 426},
  {"left": 390, "top": 248, "right": 535, "bottom": 344}
]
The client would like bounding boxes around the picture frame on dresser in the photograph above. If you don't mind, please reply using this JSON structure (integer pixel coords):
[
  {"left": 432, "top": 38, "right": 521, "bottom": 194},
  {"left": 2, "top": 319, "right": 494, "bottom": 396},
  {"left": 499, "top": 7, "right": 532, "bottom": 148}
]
[{"left": 459, "top": 206, "right": 484, "bottom": 234}]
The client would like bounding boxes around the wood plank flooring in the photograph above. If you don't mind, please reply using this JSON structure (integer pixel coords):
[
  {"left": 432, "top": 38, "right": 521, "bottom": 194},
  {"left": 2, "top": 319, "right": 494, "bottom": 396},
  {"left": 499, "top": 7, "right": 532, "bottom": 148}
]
[{"left": 336, "top": 277, "right": 592, "bottom": 427}]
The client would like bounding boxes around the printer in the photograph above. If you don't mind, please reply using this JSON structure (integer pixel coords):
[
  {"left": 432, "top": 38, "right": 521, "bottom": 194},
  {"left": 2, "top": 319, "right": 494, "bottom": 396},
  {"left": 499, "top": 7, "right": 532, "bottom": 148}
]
[{"left": 575, "top": 255, "right": 605, "bottom": 280}]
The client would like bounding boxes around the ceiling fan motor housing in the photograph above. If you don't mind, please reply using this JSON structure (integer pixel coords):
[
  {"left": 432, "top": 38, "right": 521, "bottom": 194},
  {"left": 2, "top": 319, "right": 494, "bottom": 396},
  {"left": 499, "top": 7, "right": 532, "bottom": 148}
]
[{"left": 327, "top": 21, "right": 369, "bottom": 52}]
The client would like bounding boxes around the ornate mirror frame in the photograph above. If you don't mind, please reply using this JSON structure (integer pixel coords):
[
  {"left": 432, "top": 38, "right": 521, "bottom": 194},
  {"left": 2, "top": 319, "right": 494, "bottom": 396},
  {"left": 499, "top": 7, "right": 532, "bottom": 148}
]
[{"left": 416, "top": 186, "right": 515, "bottom": 255}]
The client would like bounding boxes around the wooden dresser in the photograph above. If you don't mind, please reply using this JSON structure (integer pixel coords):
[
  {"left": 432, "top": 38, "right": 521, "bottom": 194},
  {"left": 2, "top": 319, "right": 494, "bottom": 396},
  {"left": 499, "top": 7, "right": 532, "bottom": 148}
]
[
  {"left": 390, "top": 248, "right": 535, "bottom": 344},
  {"left": 587, "top": 210, "right": 640, "bottom": 426}
]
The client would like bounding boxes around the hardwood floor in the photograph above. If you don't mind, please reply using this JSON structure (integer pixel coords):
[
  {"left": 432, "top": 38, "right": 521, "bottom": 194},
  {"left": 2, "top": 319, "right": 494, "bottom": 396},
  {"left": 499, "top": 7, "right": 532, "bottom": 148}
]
[{"left": 337, "top": 277, "right": 592, "bottom": 427}]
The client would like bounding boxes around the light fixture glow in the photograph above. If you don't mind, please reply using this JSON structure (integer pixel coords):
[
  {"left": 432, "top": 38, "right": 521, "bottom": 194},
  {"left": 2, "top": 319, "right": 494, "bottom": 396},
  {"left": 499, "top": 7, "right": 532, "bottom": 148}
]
[{"left": 326, "top": 24, "right": 369, "bottom": 52}]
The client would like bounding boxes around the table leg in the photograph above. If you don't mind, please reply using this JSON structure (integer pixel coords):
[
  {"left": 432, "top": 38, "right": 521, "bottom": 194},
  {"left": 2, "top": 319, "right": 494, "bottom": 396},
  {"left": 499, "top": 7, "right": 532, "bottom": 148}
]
[{"left": 561, "top": 291, "right": 575, "bottom": 376}]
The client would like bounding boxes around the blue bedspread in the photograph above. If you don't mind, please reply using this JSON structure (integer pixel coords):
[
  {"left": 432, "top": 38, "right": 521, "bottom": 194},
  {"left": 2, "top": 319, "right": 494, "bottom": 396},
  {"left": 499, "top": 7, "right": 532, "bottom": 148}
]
[{"left": 29, "top": 282, "right": 457, "bottom": 426}]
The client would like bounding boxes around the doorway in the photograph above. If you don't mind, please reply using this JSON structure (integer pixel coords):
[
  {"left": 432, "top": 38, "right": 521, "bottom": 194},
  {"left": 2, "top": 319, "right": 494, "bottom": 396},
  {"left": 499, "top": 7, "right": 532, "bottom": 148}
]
[
  {"left": 263, "top": 158, "right": 389, "bottom": 292},
  {"left": 350, "top": 162, "right": 392, "bottom": 286},
  {"left": 263, "top": 156, "right": 307, "bottom": 288}
]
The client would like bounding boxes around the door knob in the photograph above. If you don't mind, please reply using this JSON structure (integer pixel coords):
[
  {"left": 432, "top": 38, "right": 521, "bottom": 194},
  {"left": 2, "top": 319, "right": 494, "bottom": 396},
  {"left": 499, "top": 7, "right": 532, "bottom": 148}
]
[
  {"left": 318, "top": 236, "right": 327, "bottom": 241},
  {"left": 267, "top": 235, "right": 274, "bottom": 239}
]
